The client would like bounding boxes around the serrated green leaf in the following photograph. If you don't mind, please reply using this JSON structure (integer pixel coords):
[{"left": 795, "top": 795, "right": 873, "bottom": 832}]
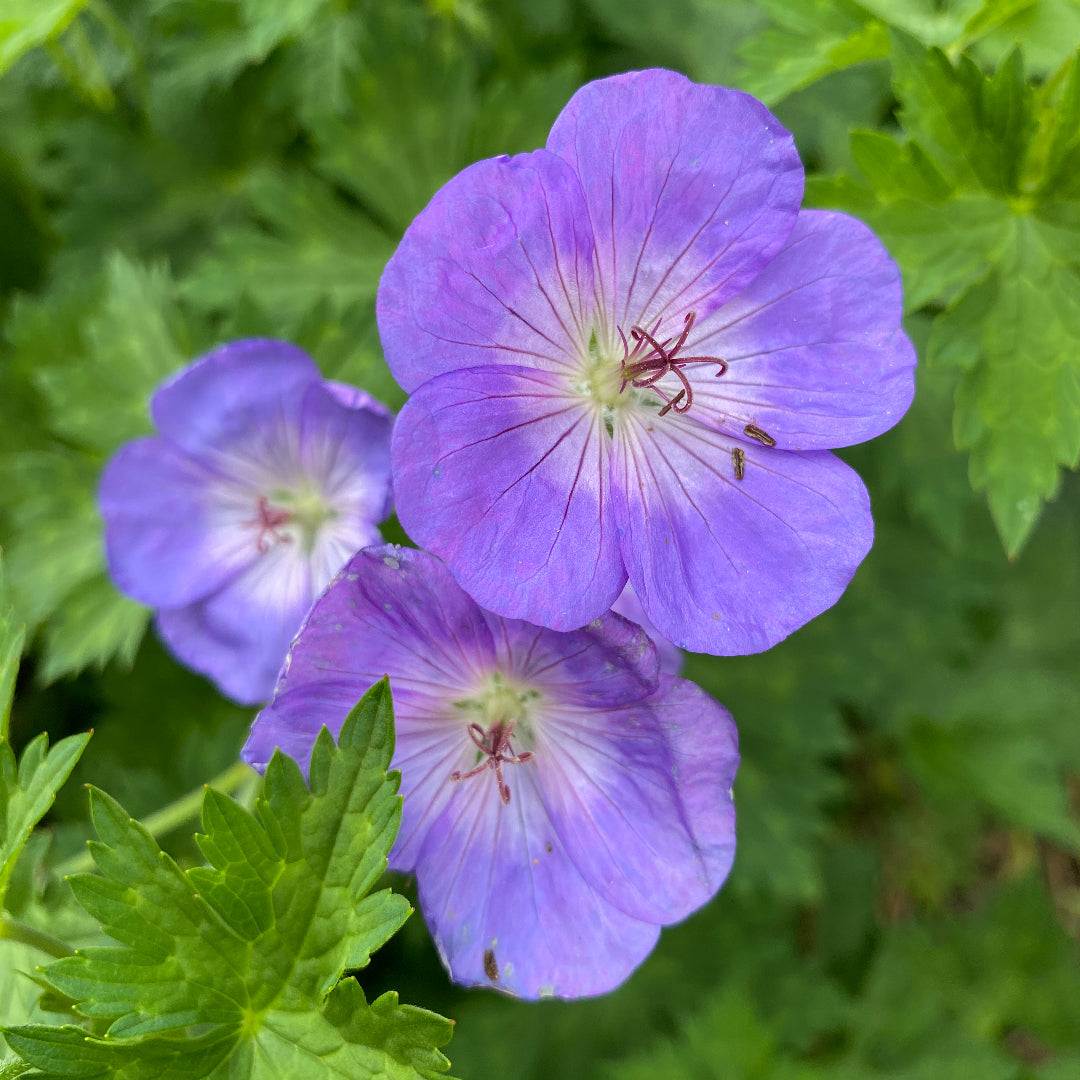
[
  {"left": 950, "top": 220, "right": 1080, "bottom": 554},
  {"left": 811, "top": 40, "right": 1080, "bottom": 555},
  {"left": 1, "top": 732, "right": 91, "bottom": 910},
  {"left": 23, "top": 681, "right": 454, "bottom": 1079}
]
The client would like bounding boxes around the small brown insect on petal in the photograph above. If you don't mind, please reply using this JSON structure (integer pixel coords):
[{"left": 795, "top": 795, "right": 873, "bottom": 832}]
[
  {"left": 743, "top": 423, "right": 776, "bottom": 447},
  {"left": 732, "top": 446, "right": 745, "bottom": 481},
  {"left": 484, "top": 948, "right": 499, "bottom": 981}
]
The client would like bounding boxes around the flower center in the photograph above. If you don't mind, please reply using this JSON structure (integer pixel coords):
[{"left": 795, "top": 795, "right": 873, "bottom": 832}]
[
  {"left": 248, "top": 488, "right": 335, "bottom": 556},
  {"left": 576, "top": 311, "right": 728, "bottom": 427},
  {"left": 449, "top": 672, "right": 539, "bottom": 805}
]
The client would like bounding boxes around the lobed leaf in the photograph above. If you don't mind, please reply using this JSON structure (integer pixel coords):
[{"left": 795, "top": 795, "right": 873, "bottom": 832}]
[{"left": 13, "top": 681, "right": 454, "bottom": 1079}]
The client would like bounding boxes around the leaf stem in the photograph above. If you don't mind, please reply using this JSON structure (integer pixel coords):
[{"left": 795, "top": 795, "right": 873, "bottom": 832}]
[
  {"left": 55, "top": 761, "right": 256, "bottom": 878},
  {"left": 0, "top": 915, "right": 74, "bottom": 959}
]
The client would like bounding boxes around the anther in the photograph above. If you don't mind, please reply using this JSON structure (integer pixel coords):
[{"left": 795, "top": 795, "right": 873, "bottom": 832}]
[
  {"left": 732, "top": 446, "right": 745, "bottom": 480},
  {"left": 743, "top": 424, "right": 776, "bottom": 447},
  {"left": 619, "top": 311, "right": 727, "bottom": 415}
]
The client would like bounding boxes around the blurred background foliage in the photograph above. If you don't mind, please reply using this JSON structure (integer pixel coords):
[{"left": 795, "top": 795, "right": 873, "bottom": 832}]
[{"left": 1, "top": 0, "right": 1079, "bottom": 1077}]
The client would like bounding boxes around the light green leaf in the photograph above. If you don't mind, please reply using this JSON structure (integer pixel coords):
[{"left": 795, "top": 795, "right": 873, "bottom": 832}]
[
  {"left": 737, "top": 0, "right": 1074, "bottom": 104},
  {"left": 0, "top": 560, "right": 24, "bottom": 742},
  {"left": 0, "top": 0, "right": 88, "bottom": 76},
  {"left": 15, "top": 681, "right": 454, "bottom": 1079},
  {"left": 0, "top": 732, "right": 91, "bottom": 910},
  {"left": 949, "top": 219, "right": 1080, "bottom": 554},
  {"left": 810, "top": 41, "right": 1080, "bottom": 556},
  {"left": 739, "top": 2, "right": 889, "bottom": 105}
]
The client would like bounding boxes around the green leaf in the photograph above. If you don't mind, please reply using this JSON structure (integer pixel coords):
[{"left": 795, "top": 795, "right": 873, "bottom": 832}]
[
  {"left": 736, "top": 0, "right": 1078, "bottom": 103},
  {"left": 33, "top": 254, "right": 188, "bottom": 455},
  {"left": 810, "top": 41, "right": 1080, "bottom": 556},
  {"left": 0, "top": 732, "right": 91, "bottom": 910},
  {"left": 738, "top": 1, "right": 890, "bottom": 106},
  {"left": 0, "top": 451, "right": 149, "bottom": 680},
  {"left": 306, "top": 7, "right": 582, "bottom": 234},
  {"left": 585, "top": 0, "right": 764, "bottom": 91},
  {"left": 181, "top": 167, "right": 391, "bottom": 324},
  {"left": 0, "top": 559, "right": 24, "bottom": 742},
  {"left": 16, "top": 681, "right": 454, "bottom": 1079},
  {"left": 0, "top": 253, "right": 188, "bottom": 678},
  {"left": 0, "top": 0, "right": 88, "bottom": 76}
]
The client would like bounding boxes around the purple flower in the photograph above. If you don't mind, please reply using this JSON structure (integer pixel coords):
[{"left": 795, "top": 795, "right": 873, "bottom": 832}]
[
  {"left": 243, "top": 545, "right": 738, "bottom": 999},
  {"left": 99, "top": 339, "right": 392, "bottom": 704},
  {"left": 379, "top": 68, "right": 915, "bottom": 655}
]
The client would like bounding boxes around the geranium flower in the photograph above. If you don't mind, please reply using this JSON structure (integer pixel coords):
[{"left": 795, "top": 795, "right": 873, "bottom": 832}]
[
  {"left": 99, "top": 339, "right": 392, "bottom": 704},
  {"left": 379, "top": 68, "right": 915, "bottom": 654},
  {"left": 243, "top": 545, "right": 738, "bottom": 999}
]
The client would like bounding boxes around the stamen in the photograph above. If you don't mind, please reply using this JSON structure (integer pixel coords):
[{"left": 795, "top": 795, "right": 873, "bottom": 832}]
[
  {"left": 743, "top": 424, "right": 776, "bottom": 447},
  {"left": 251, "top": 496, "right": 293, "bottom": 554},
  {"left": 450, "top": 719, "right": 534, "bottom": 805},
  {"left": 618, "top": 311, "right": 727, "bottom": 415},
  {"left": 732, "top": 446, "right": 746, "bottom": 480},
  {"left": 484, "top": 948, "right": 499, "bottom": 981}
]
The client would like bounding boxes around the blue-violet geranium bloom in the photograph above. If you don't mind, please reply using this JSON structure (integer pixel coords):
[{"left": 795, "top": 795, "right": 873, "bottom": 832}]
[
  {"left": 99, "top": 339, "right": 392, "bottom": 704},
  {"left": 380, "top": 68, "right": 915, "bottom": 655},
  {"left": 243, "top": 545, "right": 737, "bottom": 999}
]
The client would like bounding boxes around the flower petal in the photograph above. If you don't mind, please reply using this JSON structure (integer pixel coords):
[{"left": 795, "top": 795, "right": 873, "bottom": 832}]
[
  {"left": 392, "top": 366, "right": 626, "bottom": 630},
  {"left": 157, "top": 540, "right": 320, "bottom": 705},
  {"left": 685, "top": 210, "right": 917, "bottom": 449},
  {"left": 546, "top": 68, "right": 803, "bottom": 334},
  {"left": 151, "top": 338, "right": 320, "bottom": 459},
  {"left": 488, "top": 611, "right": 658, "bottom": 709},
  {"left": 263, "top": 545, "right": 497, "bottom": 704},
  {"left": 377, "top": 150, "right": 597, "bottom": 392},
  {"left": 612, "top": 412, "right": 873, "bottom": 654},
  {"left": 610, "top": 583, "right": 683, "bottom": 675},
  {"left": 410, "top": 767, "right": 661, "bottom": 1000},
  {"left": 534, "top": 675, "right": 737, "bottom": 924},
  {"left": 295, "top": 382, "right": 395, "bottom": 528},
  {"left": 100, "top": 438, "right": 252, "bottom": 608}
]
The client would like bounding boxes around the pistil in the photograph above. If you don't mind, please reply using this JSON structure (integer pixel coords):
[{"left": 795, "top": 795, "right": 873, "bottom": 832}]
[
  {"left": 251, "top": 496, "right": 293, "bottom": 554},
  {"left": 449, "top": 673, "right": 538, "bottom": 804},
  {"left": 618, "top": 311, "right": 728, "bottom": 415}
]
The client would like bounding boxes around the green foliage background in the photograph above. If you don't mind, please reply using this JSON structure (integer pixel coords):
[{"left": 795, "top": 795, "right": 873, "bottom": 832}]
[{"left": 1, "top": 0, "right": 1079, "bottom": 1077}]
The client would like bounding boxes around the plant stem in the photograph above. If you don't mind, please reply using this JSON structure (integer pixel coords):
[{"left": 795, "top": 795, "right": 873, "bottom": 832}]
[
  {"left": 55, "top": 760, "right": 255, "bottom": 878},
  {"left": 0, "top": 914, "right": 73, "bottom": 959}
]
